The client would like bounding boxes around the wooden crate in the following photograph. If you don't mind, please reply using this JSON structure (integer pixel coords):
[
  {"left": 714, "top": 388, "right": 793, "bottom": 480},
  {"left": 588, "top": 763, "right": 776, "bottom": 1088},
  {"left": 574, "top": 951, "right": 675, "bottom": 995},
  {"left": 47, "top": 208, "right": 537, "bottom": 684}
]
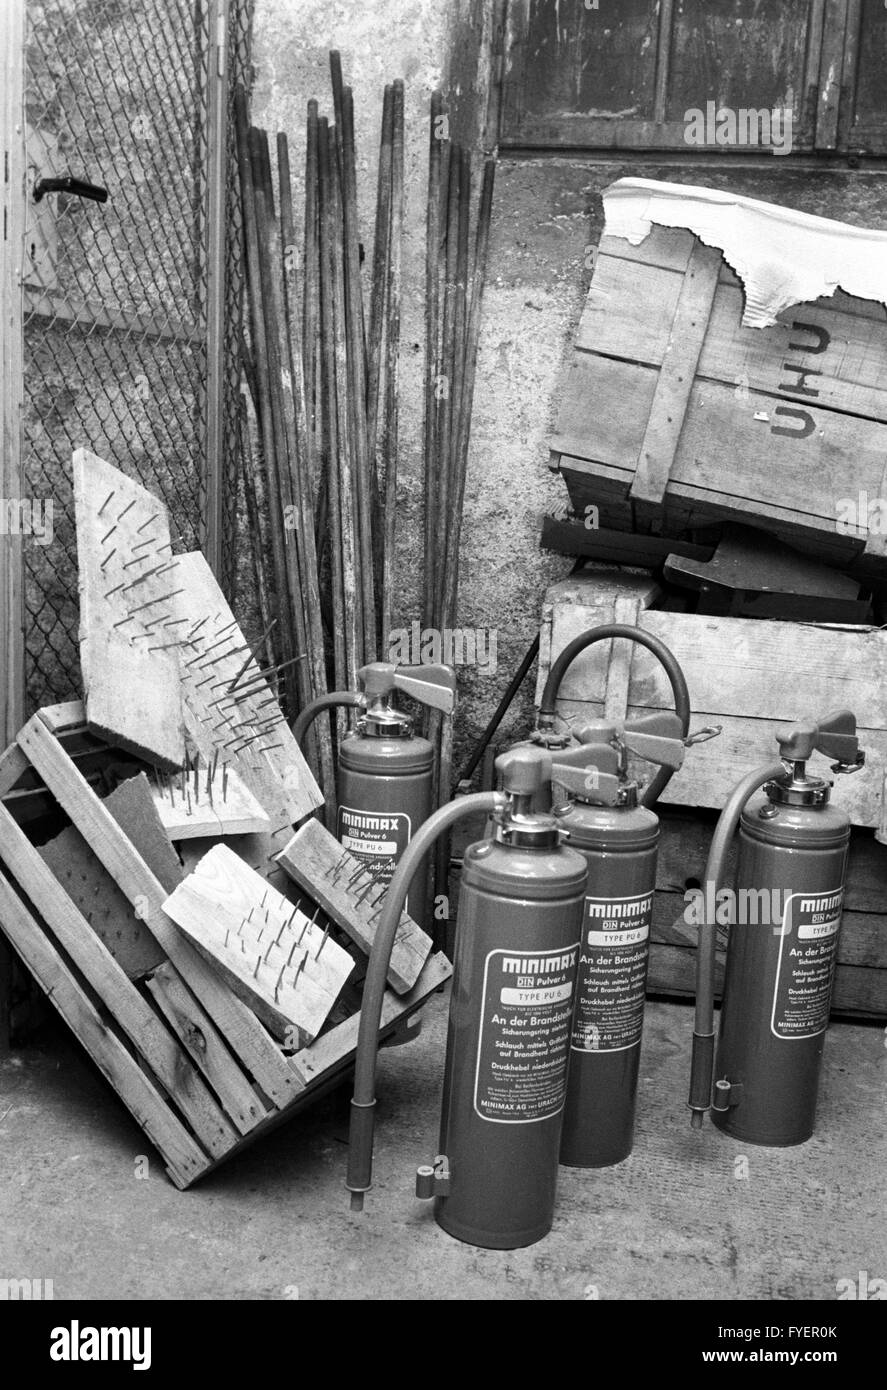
[
  {"left": 534, "top": 567, "right": 887, "bottom": 1019},
  {"left": 0, "top": 702, "right": 451, "bottom": 1187},
  {"left": 538, "top": 568, "right": 887, "bottom": 831},
  {"left": 549, "top": 225, "right": 887, "bottom": 574}
]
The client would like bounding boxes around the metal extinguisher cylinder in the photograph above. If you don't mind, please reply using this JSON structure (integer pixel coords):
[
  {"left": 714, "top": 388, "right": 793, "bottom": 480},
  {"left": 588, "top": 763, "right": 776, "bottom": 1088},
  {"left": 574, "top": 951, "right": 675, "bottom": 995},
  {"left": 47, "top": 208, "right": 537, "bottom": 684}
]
[
  {"left": 551, "top": 713, "right": 689, "bottom": 1167},
  {"left": 689, "top": 711, "right": 864, "bottom": 1145},
  {"left": 347, "top": 747, "right": 588, "bottom": 1250},
  {"left": 293, "top": 663, "right": 456, "bottom": 929}
]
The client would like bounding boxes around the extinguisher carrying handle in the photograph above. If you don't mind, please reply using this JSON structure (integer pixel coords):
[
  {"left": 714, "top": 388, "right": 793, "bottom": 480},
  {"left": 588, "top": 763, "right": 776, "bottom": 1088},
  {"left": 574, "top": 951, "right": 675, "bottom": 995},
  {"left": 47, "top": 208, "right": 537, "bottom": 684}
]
[
  {"left": 359, "top": 661, "right": 457, "bottom": 714},
  {"left": 291, "top": 690, "right": 361, "bottom": 747},
  {"left": 347, "top": 790, "right": 504, "bottom": 1209},
  {"left": 689, "top": 759, "right": 785, "bottom": 1130},
  {"left": 536, "top": 625, "right": 691, "bottom": 810}
]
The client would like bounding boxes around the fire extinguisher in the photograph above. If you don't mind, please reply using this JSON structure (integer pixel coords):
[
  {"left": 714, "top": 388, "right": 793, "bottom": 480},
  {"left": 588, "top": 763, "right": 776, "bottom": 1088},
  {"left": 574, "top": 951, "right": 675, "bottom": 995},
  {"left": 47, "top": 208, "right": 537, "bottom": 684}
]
[
  {"left": 548, "top": 712, "right": 698, "bottom": 1167},
  {"left": 689, "top": 711, "right": 865, "bottom": 1146},
  {"left": 506, "top": 623, "right": 692, "bottom": 811},
  {"left": 293, "top": 663, "right": 456, "bottom": 928},
  {"left": 346, "top": 746, "right": 588, "bottom": 1249}
]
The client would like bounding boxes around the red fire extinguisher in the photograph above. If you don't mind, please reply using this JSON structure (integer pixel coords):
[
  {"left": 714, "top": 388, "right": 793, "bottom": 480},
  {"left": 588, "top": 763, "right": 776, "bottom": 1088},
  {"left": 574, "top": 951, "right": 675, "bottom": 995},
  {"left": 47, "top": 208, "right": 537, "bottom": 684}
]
[
  {"left": 346, "top": 746, "right": 588, "bottom": 1249},
  {"left": 549, "top": 712, "right": 694, "bottom": 1167},
  {"left": 293, "top": 662, "right": 456, "bottom": 928},
  {"left": 689, "top": 711, "right": 864, "bottom": 1145}
]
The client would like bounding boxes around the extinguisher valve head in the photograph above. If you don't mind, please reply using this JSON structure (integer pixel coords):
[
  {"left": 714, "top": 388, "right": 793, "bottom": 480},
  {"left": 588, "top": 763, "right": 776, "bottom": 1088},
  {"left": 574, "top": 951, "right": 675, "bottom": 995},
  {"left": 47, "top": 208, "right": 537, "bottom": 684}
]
[{"left": 775, "top": 710, "right": 863, "bottom": 770}]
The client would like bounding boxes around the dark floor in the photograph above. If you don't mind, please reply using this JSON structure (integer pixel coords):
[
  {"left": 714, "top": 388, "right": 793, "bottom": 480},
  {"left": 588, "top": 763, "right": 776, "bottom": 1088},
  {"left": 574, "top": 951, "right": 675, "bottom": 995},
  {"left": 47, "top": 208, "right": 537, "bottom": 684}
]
[{"left": 0, "top": 993, "right": 884, "bottom": 1301}]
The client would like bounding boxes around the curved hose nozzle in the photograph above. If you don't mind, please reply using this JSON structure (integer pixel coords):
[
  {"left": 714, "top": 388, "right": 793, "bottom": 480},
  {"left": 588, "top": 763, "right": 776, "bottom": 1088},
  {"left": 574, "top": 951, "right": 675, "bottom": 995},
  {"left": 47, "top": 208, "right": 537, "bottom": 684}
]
[
  {"left": 291, "top": 690, "right": 361, "bottom": 747},
  {"left": 346, "top": 790, "right": 502, "bottom": 1206},
  {"left": 537, "top": 624, "right": 691, "bottom": 810},
  {"left": 688, "top": 759, "right": 785, "bottom": 1129}
]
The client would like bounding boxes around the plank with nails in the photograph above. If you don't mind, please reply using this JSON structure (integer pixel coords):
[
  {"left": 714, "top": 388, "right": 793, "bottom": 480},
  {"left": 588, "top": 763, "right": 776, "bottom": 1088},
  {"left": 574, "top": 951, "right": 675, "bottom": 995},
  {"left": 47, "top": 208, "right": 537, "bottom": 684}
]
[{"left": 277, "top": 818, "right": 432, "bottom": 994}]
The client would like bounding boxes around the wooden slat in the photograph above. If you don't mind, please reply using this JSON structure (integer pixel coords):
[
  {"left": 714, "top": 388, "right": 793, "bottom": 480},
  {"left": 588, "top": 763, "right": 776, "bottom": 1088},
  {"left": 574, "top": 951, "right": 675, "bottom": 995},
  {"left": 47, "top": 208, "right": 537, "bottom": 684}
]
[
  {"left": 17, "top": 714, "right": 301, "bottom": 1106},
  {"left": 647, "top": 943, "right": 885, "bottom": 1020},
  {"left": 72, "top": 449, "right": 186, "bottom": 769},
  {"left": 151, "top": 764, "right": 270, "bottom": 840},
  {"left": 630, "top": 240, "right": 723, "bottom": 506},
  {"left": 171, "top": 551, "right": 322, "bottom": 828},
  {"left": 0, "top": 872, "right": 209, "bottom": 1186},
  {"left": 277, "top": 819, "right": 433, "bottom": 994},
  {"left": 38, "top": 700, "right": 88, "bottom": 733},
  {"left": 296, "top": 950, "right": 452, "bottom": 1080},
  {"left": 0, "top": 741, "right": 29, "bottom": 798},
  {"left": 38, "top": 774, "right": 172, "bottom": 979},
  {"left": 0, "top": 797, "right": 238, "bottom": 1157},
  {"left": 161, "top": 844, "right": 355, "bottom": 1046},
  {"left": 146, "top": 962, "right": 267, "bottom": 1136}
]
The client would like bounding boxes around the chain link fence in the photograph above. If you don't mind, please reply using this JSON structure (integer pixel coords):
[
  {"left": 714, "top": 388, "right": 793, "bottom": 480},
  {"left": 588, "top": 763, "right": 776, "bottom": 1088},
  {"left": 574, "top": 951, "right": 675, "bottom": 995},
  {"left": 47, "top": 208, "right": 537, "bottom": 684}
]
[{"left": 21, "top": 0, "right": 251, "bottom": 710}]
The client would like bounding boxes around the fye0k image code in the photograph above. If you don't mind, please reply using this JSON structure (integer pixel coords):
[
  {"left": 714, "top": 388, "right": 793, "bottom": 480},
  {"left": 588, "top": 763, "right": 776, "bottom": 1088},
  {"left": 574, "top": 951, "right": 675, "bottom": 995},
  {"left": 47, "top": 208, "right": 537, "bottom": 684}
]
[
  {"left": 336, "top": 806, "right": 410, "bottom": 881},
  {"left": 474, "top": 946, "right": 579, "bottom": 1124},
  {"left": 772, "top": 889, "right": 843, "bottom": 1040},
  {"left": 573, "top": 893, "right": 653, "bottom": 1053}
]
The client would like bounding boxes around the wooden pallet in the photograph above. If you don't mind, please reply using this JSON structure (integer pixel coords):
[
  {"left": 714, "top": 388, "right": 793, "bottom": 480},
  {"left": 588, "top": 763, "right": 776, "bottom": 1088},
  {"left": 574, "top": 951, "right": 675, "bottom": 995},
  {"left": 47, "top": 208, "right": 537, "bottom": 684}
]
[
  {"left": 0, "top": 702, "right": 451, "bottom": 1187},
  {"left": 549, "top": 225, "right": 887, "bottom": 574}
]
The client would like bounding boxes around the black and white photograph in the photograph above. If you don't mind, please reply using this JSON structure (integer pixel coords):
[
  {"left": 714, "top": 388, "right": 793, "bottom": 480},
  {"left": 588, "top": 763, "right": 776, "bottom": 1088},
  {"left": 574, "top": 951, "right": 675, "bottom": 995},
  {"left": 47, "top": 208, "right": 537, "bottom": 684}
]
[{"left": 0, "top": 0, "right": 885, "bottom": 1339}]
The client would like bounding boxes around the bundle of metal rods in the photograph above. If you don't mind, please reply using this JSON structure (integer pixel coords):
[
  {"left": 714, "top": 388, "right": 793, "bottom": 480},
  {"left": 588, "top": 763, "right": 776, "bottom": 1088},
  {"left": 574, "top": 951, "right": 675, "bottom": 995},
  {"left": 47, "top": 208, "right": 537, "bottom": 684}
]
[
  {"left": 422, "top": 97, "right": 497, "bottom": 913},
  {"left": 234, "top": 54, "right": 406, "bottom": 816}
]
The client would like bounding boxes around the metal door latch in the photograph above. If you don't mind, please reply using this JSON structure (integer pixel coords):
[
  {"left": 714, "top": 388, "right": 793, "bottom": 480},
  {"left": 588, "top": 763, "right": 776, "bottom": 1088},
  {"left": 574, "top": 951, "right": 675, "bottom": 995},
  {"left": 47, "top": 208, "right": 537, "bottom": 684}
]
[{"left": 33, "top": 175, "right": 109, "bottom": 204}]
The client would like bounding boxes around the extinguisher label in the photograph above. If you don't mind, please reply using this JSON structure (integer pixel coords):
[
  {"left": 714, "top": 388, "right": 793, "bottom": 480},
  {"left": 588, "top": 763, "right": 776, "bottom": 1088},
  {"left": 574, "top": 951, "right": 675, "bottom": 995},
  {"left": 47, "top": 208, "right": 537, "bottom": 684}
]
[
  {"left": 337, "top": 806, "right": 411, "bottom": 883},
  {"left": 572, "top": 893, "right": 653, "bottom": 1054},
  {"left": 473, "top": 945, "right": 580, "bottom": 1124},
  {"left": 771, "top": 888, "right": 843, "bottom": 1040}
]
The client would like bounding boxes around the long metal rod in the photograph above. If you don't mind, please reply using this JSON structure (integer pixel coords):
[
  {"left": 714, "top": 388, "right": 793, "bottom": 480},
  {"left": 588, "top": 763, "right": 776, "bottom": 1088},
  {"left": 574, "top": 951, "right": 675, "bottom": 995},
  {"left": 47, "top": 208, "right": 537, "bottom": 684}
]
[
  {"left": 234, "top": 87, "right": 297, "bottom": 684},
  {"left": 203, "top": 0, "right": 230, "bottom": 577},
  {"left": 422, "top": 90, "right": 444, "bottom": 634},
  {"left": 328, "top": 126, "right": 363, "bottom": 691},
  {"left": 380, "top": 80, "right": 404, "bottom": 652},
  {"left": 317, "top": 116, "right": 351, "bottom": 734}
]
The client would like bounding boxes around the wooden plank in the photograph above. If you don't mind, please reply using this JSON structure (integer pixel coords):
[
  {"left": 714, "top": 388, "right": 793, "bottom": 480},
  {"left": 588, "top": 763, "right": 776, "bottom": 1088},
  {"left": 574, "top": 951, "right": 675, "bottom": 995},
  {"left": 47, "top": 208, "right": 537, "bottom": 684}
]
[
  {"left": 575, "top": 260, "right": 887, "bottom": 425},
  {"left": 632, "top": 240, "right": 726, "bottom": 506},
  {"left": 38, "top": 700, "right": 89, "bottom": 734},
  {"left": 296, "top": 949, "right": 452, "bottom": 1081},
  {"left": 647, "top": 943, "right": 886, "bottom": 1020},
  {"left": 0, "top": 796, "right": 238, "bottom": 1157},
  {"left": 0, "top": 741, "right": 29, "bottom": 798},
  {"left": 161, "top": 845, "right": 355, "bottom": 1046},
  {"left": 151, "top": 763, "right": 270, "bottom": 840},
  {"left": 174, "top": 950, "right": 453, "bottom": 1187},
  {"left": 145, "top": 962, "right": 267, "bottom": 1136},
  {"left": 171, "top": 551, "right": 322, "bottom": 828},
  {"left": 16, "top": 714, "right": 302, "bottom": 1106},
  {"left": 39, "top": 774, "right": 173, "bottom": 979},
  {"left": 277, "top": 818, "right": 433, "bottom": 994},
  {"left": 177, "top": 825, "right": 293, "bottom": 895},
  {"left": 72, "top": 449, "right": 186, "bottom": 769},
  {"left": 0, "top": 871, "right": 209, "bottom": 1186},
  {"left": 656, "top": 812, "right": 887, "bottom": 917},
  {"left": 540, "top": 515, "right": 715, "bottom": 567}
]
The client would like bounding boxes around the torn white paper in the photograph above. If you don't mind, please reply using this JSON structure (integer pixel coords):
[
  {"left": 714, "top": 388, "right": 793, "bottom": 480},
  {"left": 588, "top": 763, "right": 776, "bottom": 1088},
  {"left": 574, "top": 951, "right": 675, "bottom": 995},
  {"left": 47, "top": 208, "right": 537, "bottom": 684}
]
[{"left": 602, "top": 177, "right": 887, "bottom": 329}]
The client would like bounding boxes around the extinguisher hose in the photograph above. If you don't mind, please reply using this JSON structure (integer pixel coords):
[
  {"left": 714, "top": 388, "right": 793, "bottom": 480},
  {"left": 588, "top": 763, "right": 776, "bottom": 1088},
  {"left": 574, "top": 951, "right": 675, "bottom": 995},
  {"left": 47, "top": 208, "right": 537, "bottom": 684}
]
[
  {"left": 689, "top": 759, "right": 785, "bottom": 1128},
  {"left": 291, "top": 690, "right": 361, "bottom": 747},
  {"left": 347, "top": 790, "right": 502, "bottom": 1210},
  {"left": 537, "top": 625, "right": 691, "bottom": 809}
]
